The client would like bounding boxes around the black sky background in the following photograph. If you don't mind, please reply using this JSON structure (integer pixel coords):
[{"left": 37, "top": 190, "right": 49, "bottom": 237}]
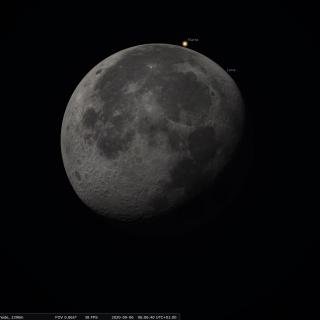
[{"left": 1, "top": 3, "right": 318, "bottom": 319}]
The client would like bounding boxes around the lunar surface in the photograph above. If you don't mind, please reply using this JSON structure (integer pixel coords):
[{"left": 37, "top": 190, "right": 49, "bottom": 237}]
[{"left": 61, "top": 44, "right": 245, "bottom": 221}]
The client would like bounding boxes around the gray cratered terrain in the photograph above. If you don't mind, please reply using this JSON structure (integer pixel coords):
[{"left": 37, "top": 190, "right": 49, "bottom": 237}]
[{"left": 61, "top": 43, "right": 245, "bottom": 221}]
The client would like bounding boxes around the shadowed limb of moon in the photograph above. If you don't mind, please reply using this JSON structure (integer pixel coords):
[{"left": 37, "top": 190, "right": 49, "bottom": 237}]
[{"left": 61, "top": 43, "right": 245, "bottom": 221}]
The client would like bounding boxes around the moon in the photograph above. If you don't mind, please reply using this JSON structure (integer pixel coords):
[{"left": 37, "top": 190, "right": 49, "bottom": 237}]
[{"left": 61, "top": 44, "right": 245, "bottom": 221}]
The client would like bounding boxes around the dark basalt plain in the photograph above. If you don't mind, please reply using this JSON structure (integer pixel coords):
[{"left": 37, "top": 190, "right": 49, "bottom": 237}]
[{"left": 61, "top": 44, "right": 245, "bottom": 223}]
